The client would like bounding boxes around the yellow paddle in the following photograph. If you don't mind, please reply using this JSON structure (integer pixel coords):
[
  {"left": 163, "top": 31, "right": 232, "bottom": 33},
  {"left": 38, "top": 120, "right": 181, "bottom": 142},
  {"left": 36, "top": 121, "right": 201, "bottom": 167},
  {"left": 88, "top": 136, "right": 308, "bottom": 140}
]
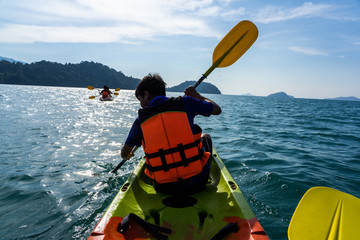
[
  {"left": 88, "top": 86, "right": 120, "bottom": 91},
  {"left": 88, "top": 86, "right": 97, "bottom": 99},
  {"left": 288, "top": 186, "right": 360, "bottom": 240},
  {"left": 193, "top": 20, "right": 258, "bottom": 88}
]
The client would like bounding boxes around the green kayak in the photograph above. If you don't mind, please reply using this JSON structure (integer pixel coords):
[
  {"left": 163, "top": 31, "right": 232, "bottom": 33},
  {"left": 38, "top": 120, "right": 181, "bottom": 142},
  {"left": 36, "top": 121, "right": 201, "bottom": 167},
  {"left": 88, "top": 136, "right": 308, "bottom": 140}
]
[{"left": 88, "top": 149, "right": 268, "bottom": 240}]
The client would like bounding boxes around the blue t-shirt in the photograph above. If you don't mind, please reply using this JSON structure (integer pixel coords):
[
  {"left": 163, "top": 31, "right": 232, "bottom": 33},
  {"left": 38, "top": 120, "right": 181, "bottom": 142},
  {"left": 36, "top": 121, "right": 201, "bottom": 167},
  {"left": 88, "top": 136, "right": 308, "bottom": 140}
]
[{"left": 125, "top": 95, "right": 213, "bottom": 147}]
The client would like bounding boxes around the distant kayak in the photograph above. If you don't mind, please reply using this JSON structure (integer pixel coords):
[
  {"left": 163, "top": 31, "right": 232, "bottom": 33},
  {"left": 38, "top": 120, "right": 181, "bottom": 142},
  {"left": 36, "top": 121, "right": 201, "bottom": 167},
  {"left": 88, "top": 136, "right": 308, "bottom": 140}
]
[
  {"left": 100, "top": 96, "right": 113, "bottom": 101},
  {"left": 88, "top": 148, "right": 268, "bottom": 240}
]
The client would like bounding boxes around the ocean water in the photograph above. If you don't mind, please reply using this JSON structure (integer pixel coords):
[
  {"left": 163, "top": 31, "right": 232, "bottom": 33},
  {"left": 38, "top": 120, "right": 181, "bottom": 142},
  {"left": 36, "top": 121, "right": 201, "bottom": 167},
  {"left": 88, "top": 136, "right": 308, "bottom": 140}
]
[{"left": 1, "top": 84, "right": 359, "bottom": 240}]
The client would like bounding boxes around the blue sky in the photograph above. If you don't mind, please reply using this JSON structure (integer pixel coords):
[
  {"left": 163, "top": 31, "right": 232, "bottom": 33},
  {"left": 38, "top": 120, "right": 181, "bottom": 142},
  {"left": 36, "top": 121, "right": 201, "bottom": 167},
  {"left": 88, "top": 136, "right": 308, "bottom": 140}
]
[{"left": 0, "top": 0, "right": 359, "bottom": 99}]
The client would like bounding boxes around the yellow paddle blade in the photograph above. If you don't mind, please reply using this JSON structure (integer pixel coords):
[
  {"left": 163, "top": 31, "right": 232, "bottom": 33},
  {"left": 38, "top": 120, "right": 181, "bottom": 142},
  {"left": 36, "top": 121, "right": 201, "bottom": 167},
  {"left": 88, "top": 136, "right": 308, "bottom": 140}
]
[
  {"left": 114, "top": 92, "right": 119, "bottom": 95},
  {"left": 114, "top": 88, "right": 120, "bottom": 91},
  {"left": 194, "top": 20, "right": 258, "bottom": 87},
  {"left": 89, "top": 96, "right": 96, "bottom": 99},
  {"left": 212, "top": 20, "right": 258, "bottom": 69},
  {"left": 87, "top": 86, "right": 95, "bottom": 90},
  {"left": 288, "top": 187, "right": 360, "bottom": 240}
]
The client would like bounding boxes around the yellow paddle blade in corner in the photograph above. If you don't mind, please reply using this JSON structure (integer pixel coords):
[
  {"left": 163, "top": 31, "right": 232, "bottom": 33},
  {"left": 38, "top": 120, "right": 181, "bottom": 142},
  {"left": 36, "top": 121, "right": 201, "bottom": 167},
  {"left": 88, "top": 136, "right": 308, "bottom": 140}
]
[
  {"left": 87, "top": 86, "right": 95, "bottom": 90},
  {"left": 89, "top": 96, "right": 96, "bottom": 99},
  {"left": 114, "top": 88, "right": 120, "bottom": 91},
  {"left": 114, "top": 92, "right": 119, "bottom": 96},
  {"left": 288, "top": 187, "right": 360, "bottom": 240}
]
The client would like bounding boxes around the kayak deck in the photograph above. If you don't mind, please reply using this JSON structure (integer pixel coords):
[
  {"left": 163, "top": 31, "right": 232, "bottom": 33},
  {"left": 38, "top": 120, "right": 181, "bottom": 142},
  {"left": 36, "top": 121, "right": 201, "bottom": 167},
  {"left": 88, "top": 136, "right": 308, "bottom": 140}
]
[{"left": 89, "top": 149, "right": 268, "bottom": 240}]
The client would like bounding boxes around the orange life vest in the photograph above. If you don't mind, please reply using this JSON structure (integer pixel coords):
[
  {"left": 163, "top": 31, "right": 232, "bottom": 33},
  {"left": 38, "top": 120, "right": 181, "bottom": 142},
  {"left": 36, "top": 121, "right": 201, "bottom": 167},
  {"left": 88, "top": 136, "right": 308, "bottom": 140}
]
[
  {"left": 102, "top": 90, "right": 109, "bottom": 98},
  {"left": 139, "top": 97, "right": 210, "bottom": 184}
]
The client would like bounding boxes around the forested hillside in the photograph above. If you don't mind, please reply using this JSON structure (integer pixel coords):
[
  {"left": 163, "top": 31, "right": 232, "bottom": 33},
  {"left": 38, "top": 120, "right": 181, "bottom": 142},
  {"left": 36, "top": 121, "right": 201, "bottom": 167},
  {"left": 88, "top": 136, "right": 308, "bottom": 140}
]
[{"left": 0, "top": 60, "right": 140, "bottom": 89}]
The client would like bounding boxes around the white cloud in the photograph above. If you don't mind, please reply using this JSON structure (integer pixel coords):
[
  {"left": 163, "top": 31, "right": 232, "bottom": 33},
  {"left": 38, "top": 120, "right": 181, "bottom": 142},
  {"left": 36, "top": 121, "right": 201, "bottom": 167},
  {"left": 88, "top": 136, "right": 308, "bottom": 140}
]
[
  {"left": 0, "top": 0, "right": 227, "bottom": 43},
  {"left": 289, "top": 46, "right": 329, "bottom": 56},
  {"left": 221, "top": 8, "right": 246, "bottom": 19},
  {"left": 0, "top": 24, "right": 155, "bottom": 43},
  {"left": 254, "top": 2, "right": 333, "bottom": 23}
]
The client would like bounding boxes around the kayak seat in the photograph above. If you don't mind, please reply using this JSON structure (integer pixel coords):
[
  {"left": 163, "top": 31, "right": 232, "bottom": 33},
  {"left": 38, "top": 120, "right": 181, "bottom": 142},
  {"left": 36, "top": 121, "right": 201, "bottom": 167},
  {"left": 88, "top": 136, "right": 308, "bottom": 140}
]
[{"left": 162, "top": 195, "right": 197, "bottom": 208}]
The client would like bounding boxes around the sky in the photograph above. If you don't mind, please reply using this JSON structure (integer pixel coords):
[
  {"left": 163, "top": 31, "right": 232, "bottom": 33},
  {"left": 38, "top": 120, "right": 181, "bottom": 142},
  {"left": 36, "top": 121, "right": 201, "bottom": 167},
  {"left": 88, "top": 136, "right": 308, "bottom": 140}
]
[{"left": 0, "top": 0, "right": 359, "bottom": 99}]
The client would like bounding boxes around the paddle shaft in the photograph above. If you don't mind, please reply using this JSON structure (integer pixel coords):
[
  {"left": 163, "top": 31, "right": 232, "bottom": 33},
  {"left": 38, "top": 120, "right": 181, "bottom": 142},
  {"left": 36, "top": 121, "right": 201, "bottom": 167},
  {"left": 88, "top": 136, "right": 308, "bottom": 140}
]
[
  {"left": 111, "top": 146, "right": 139, "bottom": 173},
  {"left": 111, "top": 159, "right": 127, "bottom": 174}
]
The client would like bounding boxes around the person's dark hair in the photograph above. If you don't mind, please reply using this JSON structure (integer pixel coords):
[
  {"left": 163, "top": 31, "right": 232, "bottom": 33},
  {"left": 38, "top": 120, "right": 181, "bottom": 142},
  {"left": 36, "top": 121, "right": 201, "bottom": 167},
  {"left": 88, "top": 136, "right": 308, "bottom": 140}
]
[{"left": 135, "top": 73, "right": 166, "bottom": 99}]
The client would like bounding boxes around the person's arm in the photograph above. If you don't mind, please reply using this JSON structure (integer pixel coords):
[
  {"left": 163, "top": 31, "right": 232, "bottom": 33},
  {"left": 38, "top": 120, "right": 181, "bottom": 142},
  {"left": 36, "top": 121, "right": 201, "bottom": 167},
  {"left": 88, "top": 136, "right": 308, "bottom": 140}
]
[
  {"left": 121, "top": 118, "right": 142, "bottom": 159},
  {"left": 184, "top": 86, "right": 222, "bottom": 115}
]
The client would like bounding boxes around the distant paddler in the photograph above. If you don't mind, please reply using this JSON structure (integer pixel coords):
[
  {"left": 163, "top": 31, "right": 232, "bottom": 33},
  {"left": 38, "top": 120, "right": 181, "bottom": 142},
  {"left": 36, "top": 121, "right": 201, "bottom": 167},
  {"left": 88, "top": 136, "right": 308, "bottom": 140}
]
[
  {"left": 88, "top": 86, "right": 120, "bottom": 99},
  {"left": 100, "top": 86, "right": 112, "bottom": 99}
]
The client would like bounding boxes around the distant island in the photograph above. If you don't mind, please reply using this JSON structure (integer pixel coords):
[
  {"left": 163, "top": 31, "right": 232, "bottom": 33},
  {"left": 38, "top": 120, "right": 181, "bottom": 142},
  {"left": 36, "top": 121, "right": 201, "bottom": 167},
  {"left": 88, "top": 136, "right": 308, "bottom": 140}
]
[
  {"left": 167, "top": 81, "right": 221, "bottom": 94},
  {"left": 325, "top": 96, "right": 360, "bottom": 101},
  {"left": 267, "top": 92, "right": 294, "bottom": 99},
  {"left": 0, "top": 56, "right": 26, "bottom": 64},
  {"left": 264, "top": 92, "right": 359, "bottom": 101},
  {"left": 240, "top": 93, "right": 255, "bottom": 96}
]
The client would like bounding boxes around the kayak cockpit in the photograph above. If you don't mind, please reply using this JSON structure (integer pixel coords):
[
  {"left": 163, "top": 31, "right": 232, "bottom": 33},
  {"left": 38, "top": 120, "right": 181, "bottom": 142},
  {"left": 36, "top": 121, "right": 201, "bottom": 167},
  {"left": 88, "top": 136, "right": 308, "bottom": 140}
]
[{"left": 89, "top": 150, "right": 268, "bottom": 240}]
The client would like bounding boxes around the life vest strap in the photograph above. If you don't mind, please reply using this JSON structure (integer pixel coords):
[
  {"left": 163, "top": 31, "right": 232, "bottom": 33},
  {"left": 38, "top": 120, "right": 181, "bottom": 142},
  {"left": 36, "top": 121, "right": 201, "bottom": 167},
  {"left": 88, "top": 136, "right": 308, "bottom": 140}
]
[
  {"left": 177, "top": 143, "right": 188, "bottom": 167},
  {"left": 158, "top": 149, "right": 169, "bottom": 172},
  {"left": 146, "top": 149, "right": 204, "bottom": 172},
  {"left": 145, "top": 139, "right": 201, "bottom": 159}
]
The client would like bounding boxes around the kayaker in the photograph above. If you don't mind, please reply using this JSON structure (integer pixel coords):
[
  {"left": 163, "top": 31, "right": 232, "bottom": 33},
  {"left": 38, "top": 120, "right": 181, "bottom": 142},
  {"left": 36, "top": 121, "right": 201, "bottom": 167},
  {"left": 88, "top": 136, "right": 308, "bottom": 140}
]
[
  {"left": 100, "top": 85, "right": 112, "bottom": 98},
  {"left": 121, "top": 73, "right": 221, "bottom": 194}
]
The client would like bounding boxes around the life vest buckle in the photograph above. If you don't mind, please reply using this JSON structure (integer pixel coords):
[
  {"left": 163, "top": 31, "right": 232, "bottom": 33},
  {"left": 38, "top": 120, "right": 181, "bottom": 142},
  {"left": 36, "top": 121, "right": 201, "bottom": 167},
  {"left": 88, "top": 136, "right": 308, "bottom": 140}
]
[
  {"left": 177, "top": 143, "right": 188, "bottom": 167},
  {"left": 158, "top": 149, "right": 169, "bottom": 172}
]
